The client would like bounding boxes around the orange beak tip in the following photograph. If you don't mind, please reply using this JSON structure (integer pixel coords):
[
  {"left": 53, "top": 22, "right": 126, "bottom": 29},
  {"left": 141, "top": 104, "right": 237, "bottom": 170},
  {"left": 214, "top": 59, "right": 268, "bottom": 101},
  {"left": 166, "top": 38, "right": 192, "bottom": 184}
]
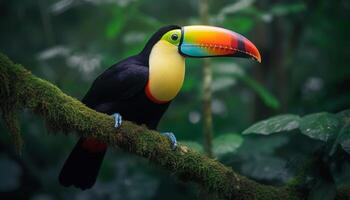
[
  {"left": 256, "top": 55, "right": 262, "bottom": 63},
  {"left": 249, "top": 45, "right": 262, "bottom": 63}
]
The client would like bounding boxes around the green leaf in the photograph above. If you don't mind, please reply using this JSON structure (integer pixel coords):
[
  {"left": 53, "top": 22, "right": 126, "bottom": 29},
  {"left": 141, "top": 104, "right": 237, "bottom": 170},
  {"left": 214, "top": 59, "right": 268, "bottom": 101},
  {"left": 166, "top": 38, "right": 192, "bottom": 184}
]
[
  {"left": 329, "top": 153, "right": 350, "bottom": 186},
  {"left": 179, "top": 141, "right": 204, "bottom": 153},
  {"left": 308, "top": 179, "right": 336, "bottom": 200},
  {"left": 335, "top": 124, "right": 350, "bottom": 154},
  {"left": 213, "top": 133, "right": 243, "bottom": 157},
  {"left": 223, "top": 16, "right": 255, "bottom": 34},
  {"left": 182, "top": 76, "right": 197, "bottom": 92},
  {"left": 212, "top": 62, "right": 244, "bottom": 76},
  {"left": 242, "top": 114, "right": 300, "bottom": 135},
  {"left": 105, "top": 7, "right": 126, "bottom": 39},
  {"left": 238, "top": 75, "right": 280, "bottom": 109},
  {"left": 212, "top": 77, "right": 236, "bottom": 92},
  {"left": 217, "top": 0, "right": 255, "bottom": 18},
  {"left": 241, "top": 155, "right": 287, "bottom": 181},
  {"left": 237, "top": 135, "right": 290, "bottom": 182},
  {"left": 337, "top": 109, "right": 350, "bottom": 123},
  {"left": 269, "top": 3, "right": 306, "bottom": 16},
  {"left": 299, "top": 112, "right": 341, "bottom": 142},
  {"left": 105, "top": 3, "right": 140, "bottom": 39}
]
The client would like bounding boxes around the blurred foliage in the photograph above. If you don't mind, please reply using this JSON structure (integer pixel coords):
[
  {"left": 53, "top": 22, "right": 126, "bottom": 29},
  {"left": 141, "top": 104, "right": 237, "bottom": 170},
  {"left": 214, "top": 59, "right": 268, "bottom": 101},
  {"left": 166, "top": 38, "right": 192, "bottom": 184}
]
[
  {"left": 0, "top": 0, "right": 350, "bottom": 199},
  {"left": 212, "top": 133, "right": 243, "bottom": 157}
]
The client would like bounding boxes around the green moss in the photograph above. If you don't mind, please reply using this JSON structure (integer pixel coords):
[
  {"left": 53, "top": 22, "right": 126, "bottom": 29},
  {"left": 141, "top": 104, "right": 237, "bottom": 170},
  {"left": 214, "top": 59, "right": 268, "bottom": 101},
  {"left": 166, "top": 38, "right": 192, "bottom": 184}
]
[
  {"left": 336, "top": 186, "right": 350, "bottom": 200},
  {"left": 1, "top": 110, "right": 23, "bottom": 154},
  {"left": 0, "top": 54, "right": 24, "bottom": 154}
]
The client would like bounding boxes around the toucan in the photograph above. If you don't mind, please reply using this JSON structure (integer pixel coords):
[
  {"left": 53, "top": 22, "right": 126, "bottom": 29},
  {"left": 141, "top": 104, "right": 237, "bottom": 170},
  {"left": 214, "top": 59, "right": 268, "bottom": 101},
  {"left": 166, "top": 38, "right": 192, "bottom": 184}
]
[{"left": 59, "top": 25, "right": 261, "bottom": 189}]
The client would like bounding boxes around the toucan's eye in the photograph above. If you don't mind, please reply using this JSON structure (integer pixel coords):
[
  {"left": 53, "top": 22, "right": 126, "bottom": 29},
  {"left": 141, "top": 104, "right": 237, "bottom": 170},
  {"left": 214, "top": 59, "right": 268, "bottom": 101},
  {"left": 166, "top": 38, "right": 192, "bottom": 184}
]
[{"left": 171, "top": 34, "right": 178, "bottom": 41}]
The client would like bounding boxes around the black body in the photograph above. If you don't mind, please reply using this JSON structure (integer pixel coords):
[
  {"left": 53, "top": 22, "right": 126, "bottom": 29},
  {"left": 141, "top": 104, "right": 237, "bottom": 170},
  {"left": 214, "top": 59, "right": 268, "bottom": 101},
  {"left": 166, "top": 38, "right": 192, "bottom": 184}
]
[
  {"left": 59, "top": 25, "right": 180, "bottom": 189},
  {"left": 82, "top": 55, "right": 170, "bottom": 129}
]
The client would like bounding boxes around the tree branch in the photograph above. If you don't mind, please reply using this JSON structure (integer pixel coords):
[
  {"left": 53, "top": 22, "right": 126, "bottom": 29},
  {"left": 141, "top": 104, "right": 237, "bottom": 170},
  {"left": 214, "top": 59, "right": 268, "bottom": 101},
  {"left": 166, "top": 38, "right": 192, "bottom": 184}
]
[{"left": 0, "top": 52, "right": 348, "bottom": 199}]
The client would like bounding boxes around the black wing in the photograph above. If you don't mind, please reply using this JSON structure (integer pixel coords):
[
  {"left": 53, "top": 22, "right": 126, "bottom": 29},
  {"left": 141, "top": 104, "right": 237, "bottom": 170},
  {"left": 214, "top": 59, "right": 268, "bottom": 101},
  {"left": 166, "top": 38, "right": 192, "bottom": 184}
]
[{"left": 82, "top": 60, "right": 148, "bottom": 109}]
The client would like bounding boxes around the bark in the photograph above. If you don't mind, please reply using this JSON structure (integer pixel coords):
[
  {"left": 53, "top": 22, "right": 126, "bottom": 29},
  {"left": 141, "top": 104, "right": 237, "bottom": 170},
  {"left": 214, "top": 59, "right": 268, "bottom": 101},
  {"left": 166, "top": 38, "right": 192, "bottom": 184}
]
[{"left": 0, "top": 53, "right": 349, "bottom": 199}]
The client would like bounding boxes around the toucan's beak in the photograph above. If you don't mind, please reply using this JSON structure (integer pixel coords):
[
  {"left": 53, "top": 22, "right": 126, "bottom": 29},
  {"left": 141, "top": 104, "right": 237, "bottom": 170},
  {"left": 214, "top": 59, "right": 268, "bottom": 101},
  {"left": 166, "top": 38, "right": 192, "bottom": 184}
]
[{"left": 179, "top": 25, "right": 261, "bottom": 63}]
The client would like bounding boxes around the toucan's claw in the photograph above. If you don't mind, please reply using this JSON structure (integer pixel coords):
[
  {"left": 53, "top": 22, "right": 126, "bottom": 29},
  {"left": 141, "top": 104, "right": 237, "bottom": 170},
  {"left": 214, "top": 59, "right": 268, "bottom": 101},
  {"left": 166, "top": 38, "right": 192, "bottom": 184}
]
[
  {"left": 112, "top": 113, "right": 122, "bottom": 128},
  {"left": 161, "top": 132, "right": 177, "bottom": 150}
]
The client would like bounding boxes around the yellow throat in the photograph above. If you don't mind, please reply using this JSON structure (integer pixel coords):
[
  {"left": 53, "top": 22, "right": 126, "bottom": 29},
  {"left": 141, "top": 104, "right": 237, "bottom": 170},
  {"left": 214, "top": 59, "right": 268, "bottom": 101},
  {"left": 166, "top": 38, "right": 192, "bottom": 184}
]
[{"left": 147, "top": 40, "right": 185, "bottom": 103}]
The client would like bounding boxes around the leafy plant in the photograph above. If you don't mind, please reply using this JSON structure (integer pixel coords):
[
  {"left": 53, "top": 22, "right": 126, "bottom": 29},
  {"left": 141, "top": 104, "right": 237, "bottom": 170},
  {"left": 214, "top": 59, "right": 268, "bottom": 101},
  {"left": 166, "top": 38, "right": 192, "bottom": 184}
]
[
  {"left": 242, "top": 109, "right": 350, "bottom": 199},
  {"left": 243, "top": 114, "right": 300, "bottom": 135}
]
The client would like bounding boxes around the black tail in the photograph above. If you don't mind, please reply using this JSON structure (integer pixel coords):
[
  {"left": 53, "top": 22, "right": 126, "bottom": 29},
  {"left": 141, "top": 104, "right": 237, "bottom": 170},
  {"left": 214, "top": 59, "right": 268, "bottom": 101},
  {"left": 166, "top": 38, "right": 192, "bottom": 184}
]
[{"left": 59, "top": 137, "right": 107, "bottom": 190}]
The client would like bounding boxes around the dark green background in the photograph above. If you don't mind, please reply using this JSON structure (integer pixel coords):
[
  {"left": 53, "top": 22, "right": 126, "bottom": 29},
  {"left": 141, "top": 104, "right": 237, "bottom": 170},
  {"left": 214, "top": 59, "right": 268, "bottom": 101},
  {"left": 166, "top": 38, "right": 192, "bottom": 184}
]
[{"left": 0, "top": 0, "right": 349, "bottom": 199}]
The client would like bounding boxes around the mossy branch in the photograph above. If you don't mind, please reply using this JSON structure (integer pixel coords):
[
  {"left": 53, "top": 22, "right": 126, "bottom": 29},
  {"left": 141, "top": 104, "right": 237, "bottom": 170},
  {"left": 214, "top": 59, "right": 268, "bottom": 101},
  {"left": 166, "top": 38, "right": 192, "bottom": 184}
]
[{"left": 0, "top": 53, "right": 348, "bottom": 200}]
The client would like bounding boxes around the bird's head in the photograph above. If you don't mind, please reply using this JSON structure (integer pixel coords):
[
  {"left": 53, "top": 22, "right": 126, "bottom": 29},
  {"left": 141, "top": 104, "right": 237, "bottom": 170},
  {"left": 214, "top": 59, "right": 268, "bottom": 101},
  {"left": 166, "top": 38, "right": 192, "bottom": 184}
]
[
  {"left": 142, "top": 25, "right": 261, "bottom": 103},
  {"left": 142, "top": 25, "right": 261, "bottom": 63}
]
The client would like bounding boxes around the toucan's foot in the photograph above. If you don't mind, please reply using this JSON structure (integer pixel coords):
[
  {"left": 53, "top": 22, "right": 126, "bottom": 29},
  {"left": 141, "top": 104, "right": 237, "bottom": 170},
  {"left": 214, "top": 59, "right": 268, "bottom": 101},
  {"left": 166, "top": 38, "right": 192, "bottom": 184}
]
[
  {"left": 112, "top": 113, "right": 122, "bottom": 128},
  {"left": 161, "top": 132, "right": 177, "bottom": 150}
]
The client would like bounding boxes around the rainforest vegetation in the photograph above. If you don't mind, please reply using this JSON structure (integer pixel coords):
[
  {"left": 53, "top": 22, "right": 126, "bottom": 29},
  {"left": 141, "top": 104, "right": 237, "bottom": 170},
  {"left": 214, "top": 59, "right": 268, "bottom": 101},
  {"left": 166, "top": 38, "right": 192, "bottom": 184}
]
[{"left": 0, "top": 0, "right": 350, "bottom": 199}]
